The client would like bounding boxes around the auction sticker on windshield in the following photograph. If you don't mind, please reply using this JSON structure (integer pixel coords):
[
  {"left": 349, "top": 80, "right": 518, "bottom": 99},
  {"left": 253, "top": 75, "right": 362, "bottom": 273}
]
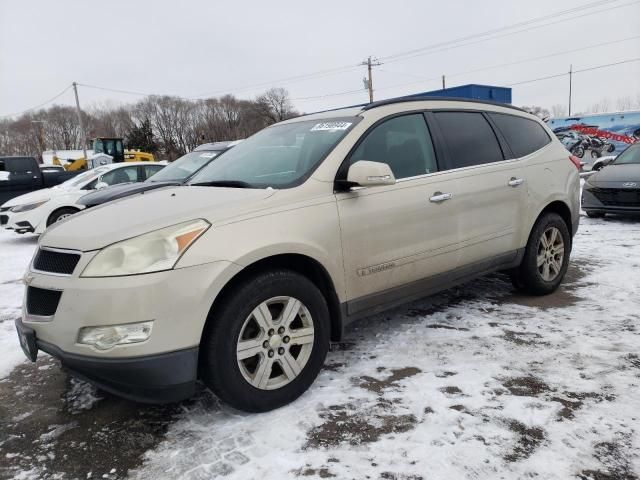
[
  {"left": 310, "top": 121, "right": 352, "bottom": 131},
  {"left": 199, "top": 152, "right": 218, "bottom": 158}
]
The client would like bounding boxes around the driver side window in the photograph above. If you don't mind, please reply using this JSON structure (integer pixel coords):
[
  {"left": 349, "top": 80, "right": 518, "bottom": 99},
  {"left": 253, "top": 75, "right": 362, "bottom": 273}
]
[{"left": 349, "top": 114, "right": 438, "bottom": 179}]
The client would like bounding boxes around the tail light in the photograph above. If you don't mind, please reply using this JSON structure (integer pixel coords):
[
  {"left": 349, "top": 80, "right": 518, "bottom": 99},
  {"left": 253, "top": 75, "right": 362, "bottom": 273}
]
[{"left": 568, "top": 155, "right": 581, "bottom": 170}]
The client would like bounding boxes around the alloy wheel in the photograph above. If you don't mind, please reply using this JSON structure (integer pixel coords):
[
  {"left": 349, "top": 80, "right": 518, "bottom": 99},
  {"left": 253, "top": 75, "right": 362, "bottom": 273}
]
[
  {"left": 537, "top": 226, "right": 565, "bottom": 282},
  {"left": 236, "top": 296, "right": 314, "bottom": 390}
]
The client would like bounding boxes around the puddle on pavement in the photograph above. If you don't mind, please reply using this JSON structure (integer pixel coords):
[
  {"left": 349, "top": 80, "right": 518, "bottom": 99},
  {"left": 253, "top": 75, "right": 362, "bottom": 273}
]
[
  {"left": 0, "top": 355, "right": 190, "bottom": 480},
  {"left": 503, "top": 419, "right": 546, "bottom": 463},
  {"left": 493, "top": 260, "right": 593, "bottom": 310},
  {"left": 305, "top": 402, "right": 418, "bottom": 449},
  {"left": 357, "top": 367, "right": 422, "bottom": 394}
]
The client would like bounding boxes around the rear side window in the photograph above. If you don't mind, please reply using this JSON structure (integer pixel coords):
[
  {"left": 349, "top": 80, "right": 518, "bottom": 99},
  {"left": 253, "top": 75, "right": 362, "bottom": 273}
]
[
  {"left": 489, "top": 113, "right": 551, "bottom": 158},
  {"left": 0, "top": 157, "right": 33, "bottom": 174},
  {"left": 349, "top": 114, "right": 438, "bottom": 179},
  {"left": 433, "top": 112, "right": 504, "bottom": 169},
  {"left": 143, "top": 164, "right": 163, "bottom": 179}
]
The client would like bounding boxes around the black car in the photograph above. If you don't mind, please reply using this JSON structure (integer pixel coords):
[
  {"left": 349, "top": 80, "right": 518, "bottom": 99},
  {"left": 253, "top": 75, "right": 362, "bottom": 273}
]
[
  {"left": 77, "top": 141, "right": 240, "bottom": 208},
  {"left": 582, "top": 143, "right": 640, "bottom": 218},
  {"left": 0, "top": 156, "right": 80, "bottom": 204}
]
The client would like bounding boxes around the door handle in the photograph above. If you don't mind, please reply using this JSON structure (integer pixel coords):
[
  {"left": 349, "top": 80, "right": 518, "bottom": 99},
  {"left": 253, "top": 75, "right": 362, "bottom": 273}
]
[
  {"left": 508, "top": 177, "right": 524, "bottom": 187},
  {"left": 429, "top": 192, "right": 452, "bottom": 203}
]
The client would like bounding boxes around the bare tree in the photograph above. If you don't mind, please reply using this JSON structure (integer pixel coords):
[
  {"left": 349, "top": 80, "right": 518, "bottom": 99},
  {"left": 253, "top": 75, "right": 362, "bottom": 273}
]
[
  {"left": 588, "top": 98, "right": 612, "bottom": 113},
  {"left": 521, "top": 105, "right": 551, "bottom": 119},
  {"left": 1, "top": 87, "right": 297, "bottom": 158},
  {"left": 616, "top": 95, "right": 634, "bottom": 112},
  {"left": 255, "top": 88, "right": 297, "bottom": 124},
  {"left": 551, "top": 104, "right": 567, "bottom": 118}
]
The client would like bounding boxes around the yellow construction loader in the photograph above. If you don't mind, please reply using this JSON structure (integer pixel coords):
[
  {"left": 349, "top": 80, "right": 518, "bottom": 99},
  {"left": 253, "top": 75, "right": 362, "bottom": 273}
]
[{"left": 53, "top": 137, "right": 155, "bottom": 171}]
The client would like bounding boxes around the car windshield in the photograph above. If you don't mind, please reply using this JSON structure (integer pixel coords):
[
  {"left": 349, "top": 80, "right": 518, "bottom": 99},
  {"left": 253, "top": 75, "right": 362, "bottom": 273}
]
[
  {"left": 613, "top": 144, "right": 640, "bottom": 165},
  {"left": 58, "top": 166, "right": 110, "bottom": 189},
  {"left": 148, "top": 150, "right": 220, "bottom": 183},
  {"left": 189, "top": 117, "right": 358, "bottom": 188}
]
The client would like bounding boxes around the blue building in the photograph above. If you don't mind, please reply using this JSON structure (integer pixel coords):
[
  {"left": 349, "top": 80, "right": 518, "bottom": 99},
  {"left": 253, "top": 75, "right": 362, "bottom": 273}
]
[{"left": 406, "top": 84, "right": 512, "bottom": 104}]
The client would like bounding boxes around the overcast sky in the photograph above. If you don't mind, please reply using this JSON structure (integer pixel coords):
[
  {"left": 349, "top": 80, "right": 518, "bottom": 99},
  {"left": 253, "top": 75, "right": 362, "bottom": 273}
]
[{"left": 1, "top": 0, "right": 639, "bottom": 117}]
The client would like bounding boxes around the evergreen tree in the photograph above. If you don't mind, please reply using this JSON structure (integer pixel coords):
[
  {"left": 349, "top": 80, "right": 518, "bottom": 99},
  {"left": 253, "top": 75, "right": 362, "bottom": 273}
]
[{"left": 126, "top": 118, "right": 158, "bottom": 153}]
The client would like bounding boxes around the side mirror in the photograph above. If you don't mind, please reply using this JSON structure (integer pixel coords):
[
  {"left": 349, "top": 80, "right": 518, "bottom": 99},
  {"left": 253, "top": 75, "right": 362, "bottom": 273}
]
[
  {"left": 95, "top": 181, "right": 109, "bottom": 190},
  {"left": 346, "top": 161, "right": 396, "bottom": 187}
]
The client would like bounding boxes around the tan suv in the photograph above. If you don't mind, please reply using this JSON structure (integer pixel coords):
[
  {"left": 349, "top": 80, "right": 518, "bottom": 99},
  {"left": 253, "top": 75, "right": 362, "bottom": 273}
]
[{"left": 16, "top": 98, "right": 581, "bottom": 412}]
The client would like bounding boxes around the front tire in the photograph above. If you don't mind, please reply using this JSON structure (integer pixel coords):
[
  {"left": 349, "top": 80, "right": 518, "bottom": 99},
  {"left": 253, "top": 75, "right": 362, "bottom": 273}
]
[
  {"left": 46, "top": 207, "right": 79, "bottom": 226},
  {"left": 200, "top": 270, "right": 330, "bottom": 412},
  {"left": 510, "top": 213, "right": 571, "bottom": 295}
]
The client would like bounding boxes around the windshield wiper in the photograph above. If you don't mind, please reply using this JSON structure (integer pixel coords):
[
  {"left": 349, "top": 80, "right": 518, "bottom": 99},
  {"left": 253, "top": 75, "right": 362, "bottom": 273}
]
[{"left": 190, "top": 180, "right": 253, "bottom": 188}]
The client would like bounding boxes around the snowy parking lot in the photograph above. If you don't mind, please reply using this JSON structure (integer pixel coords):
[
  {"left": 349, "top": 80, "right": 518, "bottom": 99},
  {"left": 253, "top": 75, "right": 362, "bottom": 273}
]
[{"left": 1, "top": 215, "right": 639, "bottom": 480}]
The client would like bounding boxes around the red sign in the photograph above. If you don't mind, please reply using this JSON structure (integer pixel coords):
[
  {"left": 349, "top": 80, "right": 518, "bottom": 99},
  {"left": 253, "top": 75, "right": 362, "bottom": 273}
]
[{"left": 569, "top": 124, "right": 638, "bottom": 144}]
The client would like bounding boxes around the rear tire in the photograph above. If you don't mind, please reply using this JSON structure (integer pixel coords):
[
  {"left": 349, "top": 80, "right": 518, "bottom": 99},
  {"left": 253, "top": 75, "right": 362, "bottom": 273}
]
[
  {"left": 46, "top": 207, "right": 79, "bottom": 226},
  {"left": 200, "top": 269, "right": 330, "bottom": 412},
  {"left": 510, "top": 213, "right": 571, "bottom": 296}
]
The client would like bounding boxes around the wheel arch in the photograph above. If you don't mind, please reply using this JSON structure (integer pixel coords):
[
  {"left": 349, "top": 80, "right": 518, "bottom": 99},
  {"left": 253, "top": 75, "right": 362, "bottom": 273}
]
[
  {"left": 46, "top": 205, "right": 81, "bottom": 227},
  {"left": 201, "top": 253, "right": 344, "bottom": 345},
  {"left": 527, "top": 200, "right": 574, "bottom": 249}
]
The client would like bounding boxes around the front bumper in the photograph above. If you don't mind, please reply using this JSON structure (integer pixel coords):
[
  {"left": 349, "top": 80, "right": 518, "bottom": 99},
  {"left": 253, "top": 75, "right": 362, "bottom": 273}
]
[
  {"left": 20, "top": 257, "right": 243, "bottom": 402},
  {"left": 16, "top": 317, "right": 198, "bottom": 403},
  {"left": 582, "top": 188, "right": 640, "bottom": 215},
  {"left": 2, "top": 208, "right": 44, "bottom": 233}
]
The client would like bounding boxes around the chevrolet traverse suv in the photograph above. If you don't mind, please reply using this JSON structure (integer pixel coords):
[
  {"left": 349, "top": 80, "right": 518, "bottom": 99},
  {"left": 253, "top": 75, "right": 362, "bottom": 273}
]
[{"left": 16, "top": 98, "right": 580, "bottom": 412}]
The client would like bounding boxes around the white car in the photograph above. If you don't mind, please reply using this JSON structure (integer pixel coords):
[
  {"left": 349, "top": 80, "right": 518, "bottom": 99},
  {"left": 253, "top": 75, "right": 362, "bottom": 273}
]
[{"left": 0, "top": 162, "right": 163, "bottom": 234}]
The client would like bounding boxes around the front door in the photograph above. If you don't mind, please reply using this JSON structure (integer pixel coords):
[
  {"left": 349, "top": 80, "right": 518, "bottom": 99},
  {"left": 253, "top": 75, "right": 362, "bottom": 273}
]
[{"left": 336, "top": 113, "right": 462, "bottom": 316}]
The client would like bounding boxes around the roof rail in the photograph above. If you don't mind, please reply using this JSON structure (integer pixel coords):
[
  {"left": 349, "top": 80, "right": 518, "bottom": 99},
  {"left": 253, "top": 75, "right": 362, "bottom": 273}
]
[{"left": 361, "top": 96, "right": 526, "bottom": 113}]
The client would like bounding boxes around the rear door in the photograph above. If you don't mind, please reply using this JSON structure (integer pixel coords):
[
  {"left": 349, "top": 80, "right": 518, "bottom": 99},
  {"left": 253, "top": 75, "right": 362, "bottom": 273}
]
[
  {"left": 336, "top": 113, "right": 462, "bottom": 316},
  {"left": 430, "top": 110, "right": 527, "bottom": 267}
]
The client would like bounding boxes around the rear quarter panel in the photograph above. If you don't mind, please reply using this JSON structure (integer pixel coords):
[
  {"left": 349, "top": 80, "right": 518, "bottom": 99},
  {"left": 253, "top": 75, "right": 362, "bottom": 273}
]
[{"left": 520, "top": 140, "right": 580, "bottom": 246}]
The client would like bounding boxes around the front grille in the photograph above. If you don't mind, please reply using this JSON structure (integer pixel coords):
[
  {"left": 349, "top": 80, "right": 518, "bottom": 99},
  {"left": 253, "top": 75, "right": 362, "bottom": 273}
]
[
  {"left": 592, "top": 188, "right": 640, "bottom": 207},
  {"left": 33, "top": 249, "right": 81, "bottom": 275},
  {"left": 0, "top": 215, "right": 7, "bottom": 226},
  {"left": 26, "top": 286, "right": 62, "bottom": 316}
]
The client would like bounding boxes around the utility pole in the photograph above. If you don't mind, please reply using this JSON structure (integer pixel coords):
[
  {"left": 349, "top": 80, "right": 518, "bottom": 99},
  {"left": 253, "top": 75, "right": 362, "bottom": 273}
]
[
  {"left": 361, "top": 56, "right": 382, "bottom": 103},
  {"left": 442, "top": 75, "right": 446, "bottom": 89},
  {"left": 72, "top": 82, "right": 88, "bottom": 160},
  {"left": 568, "top": 64, "right": 573, "bottom": 116}
]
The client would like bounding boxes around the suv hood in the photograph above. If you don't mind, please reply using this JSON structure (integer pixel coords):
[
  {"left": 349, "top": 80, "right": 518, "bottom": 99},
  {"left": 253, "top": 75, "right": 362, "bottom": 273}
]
[
  {"left": 588, "top": 163, "right": 640, "bottom": 187},
  {"left": 41, "top": 186, "right": 277, "bottom": 251}
]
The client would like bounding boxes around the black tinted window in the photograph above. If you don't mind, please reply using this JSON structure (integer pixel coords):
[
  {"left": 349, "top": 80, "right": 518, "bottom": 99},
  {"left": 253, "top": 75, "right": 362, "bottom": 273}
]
[
  {"left": 0, "top": 157, "right": 33, "bottom": 173},
  {"left": 489, "top": 113, "right": 551, "bottom": 158},
  {"left": 350, "top": 114, "right": 438, "bottom": 179},
  {"left": 434, "top": 112, "right": 504, "bottom": 168}
]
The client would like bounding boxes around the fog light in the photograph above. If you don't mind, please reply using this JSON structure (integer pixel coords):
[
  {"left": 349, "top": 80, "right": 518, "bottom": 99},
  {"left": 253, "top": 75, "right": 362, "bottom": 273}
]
[{"left": 77, "top": 321, "right": 153, "bottom": 350}]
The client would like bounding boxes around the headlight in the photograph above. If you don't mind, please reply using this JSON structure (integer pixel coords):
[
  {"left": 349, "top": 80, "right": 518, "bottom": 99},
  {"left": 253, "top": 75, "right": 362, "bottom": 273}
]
[
  {"left": 10, "top": 200, "right": 49, "bottom": 212},
  {"left": 81, "top": 219, "right": 210, "bottom": 277},
  {"left": 78, "top": 321, "right": 153, "bottom": 350}
]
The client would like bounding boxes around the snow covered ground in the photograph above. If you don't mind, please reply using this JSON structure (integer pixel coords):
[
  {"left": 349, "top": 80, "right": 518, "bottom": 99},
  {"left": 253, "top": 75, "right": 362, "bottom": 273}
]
[{"left": 1, "top": 216, "right": 639, "bottom": 480}]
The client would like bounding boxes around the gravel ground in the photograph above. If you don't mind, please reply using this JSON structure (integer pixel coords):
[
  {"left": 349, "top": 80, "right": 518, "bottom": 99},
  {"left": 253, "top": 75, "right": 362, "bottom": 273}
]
[{"left": 1, "top": 214, "right": 639, "bottom": 480}]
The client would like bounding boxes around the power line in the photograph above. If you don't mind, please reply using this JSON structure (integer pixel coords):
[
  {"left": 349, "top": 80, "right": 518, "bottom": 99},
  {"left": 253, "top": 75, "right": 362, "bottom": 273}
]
[
  {"left": 379, "top": 0, "right": 633, "bottom": 64},
  {"left": 76, "top": 83, "right": 158, "bottom": 97},
  {"left": 294, "top": 56, "right": 640, "bottom": 104},
  {"left": 190, "top": 65, "right": 362, "bottom": 99},
  {"left": 374, "top": 35, "right": 640, "bottom": 88},
  {"left": 3, "top": 0, "right": 638, "bottom": 116},
  {"left": 0, "top": 84, "right": 73, "bottom": 118},
  {"left": 380, "top": 0, "right": 640, "bottom": 65},
  {"left": 506, "top": 57, "right": 640, "bottom": 86}
]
